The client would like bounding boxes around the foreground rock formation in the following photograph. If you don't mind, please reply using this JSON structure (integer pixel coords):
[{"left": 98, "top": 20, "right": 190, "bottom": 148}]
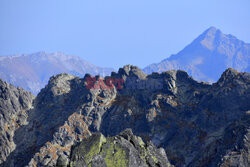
[
  {"left": 0, "top": 65, "right": 249, "bottom": 167},
  {"left": 69, "top": 129, "right": 173, "bottom": 167},
  {"left": 0, "top": 79, "right": 34, "bottom": 164}
]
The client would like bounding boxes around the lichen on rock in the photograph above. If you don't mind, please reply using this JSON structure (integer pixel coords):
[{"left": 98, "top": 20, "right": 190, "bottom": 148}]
[{"left": 69, "top": 129, "right": 173, "bottom": 167}]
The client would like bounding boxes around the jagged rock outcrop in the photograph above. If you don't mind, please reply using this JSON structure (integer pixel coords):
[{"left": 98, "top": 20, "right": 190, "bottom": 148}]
[
  {"left": 68, "top": 129, "right": 173, "bottom": 167},
  {"left": 0, "top": 79, "right": 34, "bottom": 164},
  {"left": 0, "top": 65, "right": 249, "bottom": 167},
  {"left": 100, "top": 66, "right": 250, "bottom": 167},
  {"left": 2, "top": 73, "right": 117, "bottom": 167}
]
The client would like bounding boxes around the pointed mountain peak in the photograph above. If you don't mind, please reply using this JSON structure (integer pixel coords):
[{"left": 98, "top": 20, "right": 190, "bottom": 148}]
[
  {"left": 203, "top": 26, "right": 221, "bottom": 35},
  {"left": 198, "top": 27, "right": 245, "bottom": 49},
  {"left": 195, "top": 26, "right": 224, "bottom": 50}
]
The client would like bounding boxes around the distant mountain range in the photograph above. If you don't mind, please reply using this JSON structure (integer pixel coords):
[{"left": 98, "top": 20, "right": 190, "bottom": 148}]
[
  {"left": 0, "top": 27, "right": 249, "bottom": 94},
  {"left": 0, "top": 52, "right": 114, "bottom": 94},
  {"left": 143, "top": 27, "right": 250, "bottom": 82}
]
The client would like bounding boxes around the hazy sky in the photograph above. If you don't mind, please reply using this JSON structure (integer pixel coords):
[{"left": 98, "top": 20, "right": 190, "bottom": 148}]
[{"left": 0, "top": 0, "right": 250, "bottom": 69}]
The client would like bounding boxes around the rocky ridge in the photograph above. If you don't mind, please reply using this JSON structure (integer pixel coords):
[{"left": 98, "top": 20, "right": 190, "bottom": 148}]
[
  {"left": 0, "top": 79, "right": 34, "bottom": 164},
  {"left": 0, "top": 65, "right": 249, "bottom": 167}
]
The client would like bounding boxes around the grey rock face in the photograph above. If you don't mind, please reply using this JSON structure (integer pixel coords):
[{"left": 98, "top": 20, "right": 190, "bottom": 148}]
[
  {"left": 100, "top": 67, "right": 250, "bottom": 167},
  {"left": 69, "top": 129, "right": 173, "bottom": 167},
  {"left": 0, "top": 79, "right": 34, "bottom": 164},
  {"left": 144, "top": 27, "right": 250, "bottom": 82},
  {"left": 0, "top": 65, "right": 249, "bottom": 167},
  {"left": 1, "top": 72, "right": 117, "bottom": 167}
]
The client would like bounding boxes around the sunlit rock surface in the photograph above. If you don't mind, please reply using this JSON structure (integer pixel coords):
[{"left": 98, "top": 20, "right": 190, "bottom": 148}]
[{"left": 0, "top": 65, "right": 249, "bottom": 167}]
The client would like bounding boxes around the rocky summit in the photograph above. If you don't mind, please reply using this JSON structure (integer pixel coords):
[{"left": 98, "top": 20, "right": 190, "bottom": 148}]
[{"left": 0, "top": 65, "right": 249, "bottom": 167}]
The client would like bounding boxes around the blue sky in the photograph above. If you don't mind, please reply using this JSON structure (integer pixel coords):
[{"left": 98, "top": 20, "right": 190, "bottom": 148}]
[{"left": 0, "top": 0, "right": 250, "bottom": 69}]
